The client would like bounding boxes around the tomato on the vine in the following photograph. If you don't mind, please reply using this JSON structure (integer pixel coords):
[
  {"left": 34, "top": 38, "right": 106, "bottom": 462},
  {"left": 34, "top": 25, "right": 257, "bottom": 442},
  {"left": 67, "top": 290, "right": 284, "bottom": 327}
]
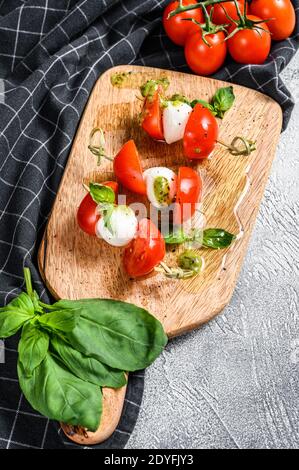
[
  {"left": 250, "top": 0, "right": 295, "bottom": 41},
  {"left": 208, "top": 1, "right": 245, "bottom": 25},
  {"left": 183, "top": 104, "right": 219, "bottom": 159},
  {"left": 227, "top": 15, "right": 271, "bottom": 64},
  {"left": 123, "top": 218, "right": 166, "bottom": 278},
  {"left": 141, "top": 90, "right": 164, "bottom": 141},
  {"left": 114, "top": 140, "right": 146, "bottom": 195},
  {"left": 77, "top": 181, "right": 118, "bottom": 236},
  {"left": 163, "top": 0, "right": 204, "bottom": 46},
  {"left": 174, "top": 167, "right": 202, "bottom": 225},
  {"left": 184, "top": 29, "right": 227, "bottom": 76}
]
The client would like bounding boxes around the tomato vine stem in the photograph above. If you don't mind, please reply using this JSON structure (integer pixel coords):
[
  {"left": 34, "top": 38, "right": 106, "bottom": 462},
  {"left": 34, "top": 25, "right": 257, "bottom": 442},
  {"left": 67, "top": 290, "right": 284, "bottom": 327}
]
[{"left": 168, "top": 0, "right": 237, "bottom": 18}]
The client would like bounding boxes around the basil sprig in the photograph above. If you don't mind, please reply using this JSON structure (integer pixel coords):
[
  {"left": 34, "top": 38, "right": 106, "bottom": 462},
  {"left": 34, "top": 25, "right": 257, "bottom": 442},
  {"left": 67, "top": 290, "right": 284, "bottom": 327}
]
[{"left": 0, "top": 268, "right": 167, "bottom": 432}]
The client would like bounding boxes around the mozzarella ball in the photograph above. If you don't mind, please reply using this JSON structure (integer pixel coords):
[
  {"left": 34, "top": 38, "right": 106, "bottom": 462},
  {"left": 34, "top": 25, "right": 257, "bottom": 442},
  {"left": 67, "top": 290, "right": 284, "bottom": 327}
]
[
  {"left": 96, "top": 205, "right": 138, "bottom": 247},
  {"left": 163, "top": 101, "right": 192, "bottom": 145},
  {"left": 143, "top": 167, "right": 177, "bottom": 209}
]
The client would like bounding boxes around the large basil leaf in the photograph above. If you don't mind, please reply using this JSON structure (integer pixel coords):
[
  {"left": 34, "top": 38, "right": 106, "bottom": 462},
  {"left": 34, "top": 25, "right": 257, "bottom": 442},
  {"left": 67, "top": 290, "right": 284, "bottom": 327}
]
[
  {"left": 0, "top": 307, "right": 35, "bottom": 338},
  {"left": 52, "top": 299, "right": 168, "bottom": 371},
  {"left": 18, "top": 353, "right": 102, "bottom": 432},
  {"left": 51, "top": 335, "right": 127, "bottom": 389},
  {"left": 37, "top": 309, "right": 81, "bottom": 334},
  {"left": 7, "top": 292, "right": 35, "bottom": 316},
  {"left": 18, "top": 322, "right": 49, "bottom": 376}
]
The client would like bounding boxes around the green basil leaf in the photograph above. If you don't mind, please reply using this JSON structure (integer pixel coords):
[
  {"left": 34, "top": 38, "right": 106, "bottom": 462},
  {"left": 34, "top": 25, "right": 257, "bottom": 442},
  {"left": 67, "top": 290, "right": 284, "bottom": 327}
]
[
  {"left": 53, "top": 299, "right": 168, "bottom": 372},
  {"left": 18, "top": 322, "right": 49, "bottom": 377},
  {"left": 211, "top": 86, "right": 235, "bottom": 119},
  {"left": 202, "top": 229, "right": 236, "bottom": 249},
  {"left": 164, "top": 228, "right": 188, "bottom": 245},
  {"left": 190, "top": 99, "right": 216, "bottom": 115},
  {"left": 51, "top": 336, "right": 127, "bottom": 389},
  {"left": 37, "top": 309, "right": 81, "bottom": 334},
  {"left": 89, "top": 183, "right": 115, "bottom": 205},
  {"left": 18, "top": 353, "right": 102, "bottom": 432},
  {"left": 6, "top": 292, "right": 35, "bottom": 316},
  {"left": 0, "top": 302, "right": 35, "bottom": 339}
]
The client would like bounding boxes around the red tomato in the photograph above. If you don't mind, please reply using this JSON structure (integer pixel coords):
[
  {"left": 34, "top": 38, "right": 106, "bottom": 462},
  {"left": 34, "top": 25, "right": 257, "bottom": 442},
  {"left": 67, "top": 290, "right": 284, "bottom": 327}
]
[
  {"left": 184, "top": 30, "right": 227, "bottom": 76},
  {"left": 114, "top": 140, "right": 146, "bottom": 195},
  {"left": 227, "top": 15, "right": 271, "bottom": 64},
  {"left": 208, "top": 1, "right": 245, "bottom": 25},
  {"left": 174, "top": 167, "right": 202, "bottom": 225},
  {"left": 77, "top": 181, "right": 118, "bottom": 236},
  {"left": 123, "top": 218, "right": 166, "bottom": 278},
  {"left": 250, "top": 0, "right": 295, "bottom": 40},
  {"left": 183, "top": 104, "right": 219, "bottom": 159},
  {"left": 163, "top": 0, "right": 204, "bottom": 46},
  {"left": 141, "top": 90, "right": 164, "bottom": 141}
]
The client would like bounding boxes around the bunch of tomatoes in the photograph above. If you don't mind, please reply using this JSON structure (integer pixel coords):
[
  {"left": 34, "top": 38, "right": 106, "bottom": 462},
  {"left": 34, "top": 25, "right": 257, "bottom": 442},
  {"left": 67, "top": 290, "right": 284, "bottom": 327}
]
[{"left": 163, "top": 0, "right": 296, "bottom": 76}]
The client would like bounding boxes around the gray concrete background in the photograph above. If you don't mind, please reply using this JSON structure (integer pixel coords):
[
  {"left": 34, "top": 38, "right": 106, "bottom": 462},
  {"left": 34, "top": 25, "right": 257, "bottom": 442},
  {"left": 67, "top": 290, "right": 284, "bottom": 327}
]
[{"left": 127, "top": 54, "right": 299, "bottom": 450}]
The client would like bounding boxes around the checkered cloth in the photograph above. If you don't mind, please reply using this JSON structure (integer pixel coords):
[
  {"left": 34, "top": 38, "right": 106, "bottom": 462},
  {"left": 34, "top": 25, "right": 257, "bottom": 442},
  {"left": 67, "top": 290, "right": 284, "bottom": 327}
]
[{"left": 0, "top": 0, "right": 298, "bottom": 450}]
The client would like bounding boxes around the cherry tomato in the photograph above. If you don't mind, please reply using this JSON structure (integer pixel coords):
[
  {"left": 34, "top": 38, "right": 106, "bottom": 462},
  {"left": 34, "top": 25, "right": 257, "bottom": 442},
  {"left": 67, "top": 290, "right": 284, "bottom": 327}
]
[
  {"left": 227, "top": 15, "right": 271, "bottom": 64},
  {"left": 123, "top": 218, "right": 166, "bottom": 278},
  {"left": 141, "top": 90, "right": 164, "bottom": 141},
  {"left": 77, "top": 181, "right": 118, "bottom": 236},
  {"left": 250, "top": 0, "right": 295, "bottom": 41},
  {"left": 174, "top": 167, "right": 202, "bottom": 225},
  {"left": 208, "top": 1, "right": 245, "bottom": 25},
  {"left": 183, "top": 104, "right": 219, "bottom": 159},
  {"left": 114, "top": 140, "right": 146, "bottom": 195},
  {"left": 184, "top": 30, "right": 227, "bottom": 76},
  {"left": 163, "top": 0, "right": 204, "bottom": 46}
]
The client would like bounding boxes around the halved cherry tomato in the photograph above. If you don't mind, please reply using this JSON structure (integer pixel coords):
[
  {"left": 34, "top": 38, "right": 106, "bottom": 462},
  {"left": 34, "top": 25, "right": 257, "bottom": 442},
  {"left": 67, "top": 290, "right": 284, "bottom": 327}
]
[
  {"left": 141, "top": 90, "right": 164, "bottom": 141},
  {"left": 174, "top": 167, "right": 202, "bottom": 225},
  {"left": 183, "top": 104, "right": 219, "bottom": 159},
  {"left": 77, "top": 181, "right": 118, "bottom": 236},
  {"left": 123, "top": 218, "right": 166, "bottom": 278},
  {"left": 163, "top": 0, "right": 204, "bottom": 46},
  {"left": 114, "top": 140, "right": 146, "bottom": 195},
  {"left": 250, "top": 0, "right": 295, "bottom": 41},
  {"left": 184, "top": 30, "right": 227, "bottom": 76},
  {"left": 227, "top": 15, "right": 271, "bottom": 64},
  {"left": 208, "top": 1, "right": 245, "bottom": 25}
]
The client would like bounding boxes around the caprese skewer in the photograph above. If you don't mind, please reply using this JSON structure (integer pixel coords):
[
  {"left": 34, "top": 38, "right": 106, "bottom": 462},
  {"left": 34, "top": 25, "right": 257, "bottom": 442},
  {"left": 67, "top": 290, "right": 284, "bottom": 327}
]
[{"left": 140, "top": 79, "right": 256, "bottom": 159}]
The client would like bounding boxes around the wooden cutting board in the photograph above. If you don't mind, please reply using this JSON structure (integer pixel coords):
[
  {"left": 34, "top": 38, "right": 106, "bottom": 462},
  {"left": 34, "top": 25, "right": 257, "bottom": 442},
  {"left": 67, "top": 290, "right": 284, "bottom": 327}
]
[{"left": 38, "top": 65, "right": 282, "bottom": 445}]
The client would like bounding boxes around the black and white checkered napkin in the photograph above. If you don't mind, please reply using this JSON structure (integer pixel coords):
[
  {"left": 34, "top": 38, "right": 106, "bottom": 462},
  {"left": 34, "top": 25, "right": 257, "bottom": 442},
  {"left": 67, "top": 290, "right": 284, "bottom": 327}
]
[{"left": 0, "top": 0, "right": 298, "bottom": 449}]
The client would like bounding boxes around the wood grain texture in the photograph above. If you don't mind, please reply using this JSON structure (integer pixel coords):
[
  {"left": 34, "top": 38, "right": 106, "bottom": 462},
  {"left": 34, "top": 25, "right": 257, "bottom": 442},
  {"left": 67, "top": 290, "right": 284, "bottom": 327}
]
[{"left": 38, "top": 65, "right": 282, "bottom": 445}]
